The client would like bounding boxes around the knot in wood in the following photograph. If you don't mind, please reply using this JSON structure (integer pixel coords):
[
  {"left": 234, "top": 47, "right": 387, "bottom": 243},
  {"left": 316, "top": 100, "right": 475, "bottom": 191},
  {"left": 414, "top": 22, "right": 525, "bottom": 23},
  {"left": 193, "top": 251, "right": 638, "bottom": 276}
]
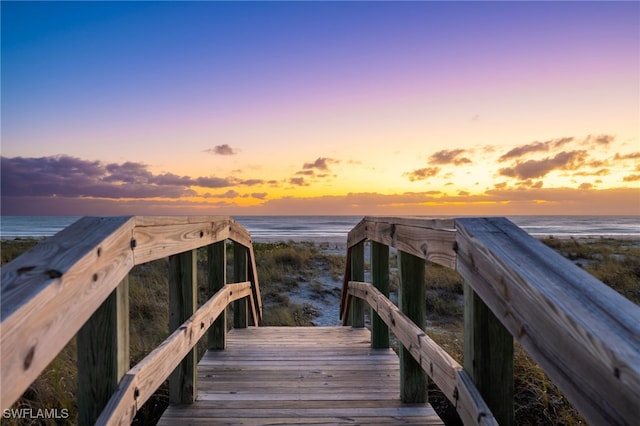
[
  {"left": 17, "top": 266, "right": 35, "bottom": 274},
  {"left": 45, "top": 269, "right": 63, "bottom": 279},
  {"left": 420, "top": 242, "right": 429, "bottom": 258},
  {"left": 23, "top": 346, "right": 35, "bottom": 370}
]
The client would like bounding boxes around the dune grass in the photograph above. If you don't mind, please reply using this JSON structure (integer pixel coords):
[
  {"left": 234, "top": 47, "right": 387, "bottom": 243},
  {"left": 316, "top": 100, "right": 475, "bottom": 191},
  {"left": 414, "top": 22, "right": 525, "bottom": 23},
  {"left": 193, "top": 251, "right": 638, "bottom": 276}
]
[{"left": 1, "top": 237, "right": 637, "bottom": 425}]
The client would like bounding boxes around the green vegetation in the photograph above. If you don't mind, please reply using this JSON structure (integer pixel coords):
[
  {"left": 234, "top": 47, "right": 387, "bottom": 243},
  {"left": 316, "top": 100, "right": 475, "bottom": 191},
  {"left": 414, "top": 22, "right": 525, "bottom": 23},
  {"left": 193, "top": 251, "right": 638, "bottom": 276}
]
[
  {"left": 1, "top": 237, "right": 637, "bottom": 425},
  {"left": 253, "top": 240, "right": 344, "bottom": 326}
]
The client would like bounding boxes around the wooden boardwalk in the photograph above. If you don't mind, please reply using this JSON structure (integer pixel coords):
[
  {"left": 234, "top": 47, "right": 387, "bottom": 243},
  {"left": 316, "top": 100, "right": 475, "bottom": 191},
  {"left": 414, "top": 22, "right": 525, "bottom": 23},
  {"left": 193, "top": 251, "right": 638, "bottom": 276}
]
[{"left": 158, "top": 326, "right": 443, "bottom": 425}]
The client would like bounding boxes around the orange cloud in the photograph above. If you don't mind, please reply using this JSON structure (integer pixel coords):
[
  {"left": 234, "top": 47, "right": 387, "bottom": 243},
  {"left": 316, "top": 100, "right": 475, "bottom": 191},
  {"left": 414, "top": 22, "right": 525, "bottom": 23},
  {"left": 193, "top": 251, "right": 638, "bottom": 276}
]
[
  {"left": 498, "top": 137, "right": 574, "bottom": 161},
  {"left": 499, "top": 150, "right": 588, "bottom": 180},
  {"left": 429, "top": 149, "right": 472, "bottom": 165},
  {"left": 614, "top": 152, "right": 640, "bottom": 161},
  {"left": 302, "top": 157, "right": 339, "bottom": 171},
  {"left": 403, "top": 167, "right": 441, "bottom": 181}
]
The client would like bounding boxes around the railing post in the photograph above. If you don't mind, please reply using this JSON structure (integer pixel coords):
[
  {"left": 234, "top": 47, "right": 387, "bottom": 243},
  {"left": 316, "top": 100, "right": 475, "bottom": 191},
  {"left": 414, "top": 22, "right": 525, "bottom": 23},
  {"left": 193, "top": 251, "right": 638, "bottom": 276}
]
[
  {"left": 398, "top": 250, "right": 427, "bottom": 403},
  {"left": 371, "top": 241, "right": 389, "bottom": 348},
  {"left": 208, "top": 241, "right": 227, "bottom": 349},
  {"left": 233, "top": 242, "right": 248, "bottom": 328},
  {"left": 77, "top": 277, "right": 129, "bottom": 425},
  {"left": 464, "top": 283, "right": 514, "bottom": 425},
  {"left": 169, "top": 250, "right": 197, "bottom": 404},
  {"left": 350, "top": 241, "right": 365, "bottom": 328}
]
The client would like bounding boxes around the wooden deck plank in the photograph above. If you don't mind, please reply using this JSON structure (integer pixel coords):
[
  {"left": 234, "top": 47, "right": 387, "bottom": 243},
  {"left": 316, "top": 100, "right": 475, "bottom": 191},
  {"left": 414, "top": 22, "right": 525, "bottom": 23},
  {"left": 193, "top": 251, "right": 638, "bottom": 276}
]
[{"left": 158, "top": 327, "right": 443, "bottom": 425}]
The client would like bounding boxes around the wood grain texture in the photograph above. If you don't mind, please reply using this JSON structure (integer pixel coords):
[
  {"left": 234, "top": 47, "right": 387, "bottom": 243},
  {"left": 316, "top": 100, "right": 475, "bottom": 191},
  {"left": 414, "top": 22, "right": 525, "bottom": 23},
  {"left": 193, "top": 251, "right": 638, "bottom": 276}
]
[
  {"left": 96, "top": 282, "right": 252, "bottom": 425},
  {"left": 77, "top": 277, "right": 130, "bottom": 426},
  {"left": 339, "top": 245, "right": 353, "bottom": 323},
  {"left": 158, "top": 327, "right": 443, "bottom": 425},
  {"left": 398, "top": 250, "right": 428, "bottom": 403},
  {"left": 1, "top": 216, "right": 135, "bottom": 409},
  {"left": 207, "top": 242, "right": 227, "bottom": 350},
  {"left": 371, "top": 241, "right": 390, "bottom": 348},
  {"left": 455, "top": 217, "right": 640, "bottom": 426},
  {"left": 464, "top": 282, "right": 514, "bottom": 426},
  {"left": 347, "top": 281, "right": 497, "bottom": 426},
  {"left": 247, "top": 244, "right": 263, "bottom": 323},
  {"left": 346, "top": 217, "right": 456, "bottom": 268},
  {"left": 132, "top": 218, "right": 231, "bottom": 265},
  {"left": 350, "top": 242, "right": 365, "bottom": 327},
  {"left": 233, "top": 242, "right": 249, "bottom": 328},
  {"left": 169, "top": 250, "right": 197, "bottom": 405}
]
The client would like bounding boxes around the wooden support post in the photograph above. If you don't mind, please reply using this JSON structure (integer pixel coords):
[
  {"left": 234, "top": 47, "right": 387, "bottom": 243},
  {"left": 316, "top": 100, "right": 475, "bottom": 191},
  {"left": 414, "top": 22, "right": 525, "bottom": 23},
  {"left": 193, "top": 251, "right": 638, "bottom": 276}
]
[
  {"left": 77, "top": 277, "right": 129, "bottom": 425},
  {"left": 208, "top": 241, "right": 227, "bottom": 350},
  {"left": 169, "top": 250, "right": 197, "bottom": 404},
  {"left": 233, "top": 242, "right": 248, "bottom": 328},
  {"left": 398, "top": 250, "right": 427, "bottom": 403},
  {"left": 350, "top": 241, "right": 365, "bottom": 328},
  {"left": 371, "top": 241, "right": 389, "bottom": 348},
  {"left": 464, "top": 283, "right": 514, "bottom": 426}
]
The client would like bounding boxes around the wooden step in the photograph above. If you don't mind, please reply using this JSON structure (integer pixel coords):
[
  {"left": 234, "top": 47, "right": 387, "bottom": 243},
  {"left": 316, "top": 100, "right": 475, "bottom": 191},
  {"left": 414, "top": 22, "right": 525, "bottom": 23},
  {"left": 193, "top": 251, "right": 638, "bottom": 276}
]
[{"left": 158, "top": 326, "right": 443, "bottom": 425}]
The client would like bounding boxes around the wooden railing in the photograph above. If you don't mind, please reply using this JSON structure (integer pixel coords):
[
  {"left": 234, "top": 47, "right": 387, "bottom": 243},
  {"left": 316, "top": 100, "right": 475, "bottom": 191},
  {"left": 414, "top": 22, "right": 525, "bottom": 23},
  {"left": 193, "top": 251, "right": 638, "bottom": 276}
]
[
  {"left": 341, "top": 216, "right": 640, "bottom": 426},
  {"left": 0, "top": 216, "right": 262, "bottom": 425}
]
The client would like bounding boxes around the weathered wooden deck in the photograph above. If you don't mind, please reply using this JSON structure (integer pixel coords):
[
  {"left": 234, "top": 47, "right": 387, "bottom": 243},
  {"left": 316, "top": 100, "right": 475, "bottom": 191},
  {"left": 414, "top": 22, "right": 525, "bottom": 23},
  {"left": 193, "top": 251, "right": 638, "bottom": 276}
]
[{"left": 158, "top": 326, "right": 443, "bottom": 425}]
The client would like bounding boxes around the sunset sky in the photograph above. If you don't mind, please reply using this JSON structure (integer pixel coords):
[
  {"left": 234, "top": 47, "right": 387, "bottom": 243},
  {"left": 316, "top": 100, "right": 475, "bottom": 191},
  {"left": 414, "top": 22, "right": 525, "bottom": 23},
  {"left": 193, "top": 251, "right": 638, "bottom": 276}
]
[{"left": 2, "top": 1, "right": 638, "bottom": 216}]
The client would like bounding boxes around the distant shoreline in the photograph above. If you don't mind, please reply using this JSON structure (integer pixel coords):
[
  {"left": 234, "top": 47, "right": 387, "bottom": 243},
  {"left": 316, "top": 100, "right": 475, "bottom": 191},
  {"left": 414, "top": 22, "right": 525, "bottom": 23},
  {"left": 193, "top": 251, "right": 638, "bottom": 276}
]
[{"left": 3, "top": 234, "right": 640, "bottom": 243}]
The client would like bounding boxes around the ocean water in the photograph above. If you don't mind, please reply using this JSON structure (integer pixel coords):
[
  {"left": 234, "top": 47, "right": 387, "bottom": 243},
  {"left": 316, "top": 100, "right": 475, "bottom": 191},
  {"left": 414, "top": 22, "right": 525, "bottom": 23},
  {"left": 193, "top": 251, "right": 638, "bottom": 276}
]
[{"left": 1, "top": 215, "right": 639, "bottom": 240}]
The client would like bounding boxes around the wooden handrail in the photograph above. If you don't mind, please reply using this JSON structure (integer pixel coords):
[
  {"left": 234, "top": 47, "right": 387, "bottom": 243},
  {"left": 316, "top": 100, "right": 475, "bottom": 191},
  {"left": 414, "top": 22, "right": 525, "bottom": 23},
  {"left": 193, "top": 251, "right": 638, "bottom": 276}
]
[
  {"left": 340, "top": 216, "right": 456, "bottom": 319},
  {"left": 96, "top": 281, "right": 252, "bottom": 425},
  {"left": 347, "top": 280, "right": 497, "bottom": 425},
  {"left": 342, "top": 216, "right": 640, "bottom": 426},
  {"left": 455, "top": 217, "right": 640, "bottom": 425},
  {"left": 0, "top": 216, "right": 262, "bottom": 413}
]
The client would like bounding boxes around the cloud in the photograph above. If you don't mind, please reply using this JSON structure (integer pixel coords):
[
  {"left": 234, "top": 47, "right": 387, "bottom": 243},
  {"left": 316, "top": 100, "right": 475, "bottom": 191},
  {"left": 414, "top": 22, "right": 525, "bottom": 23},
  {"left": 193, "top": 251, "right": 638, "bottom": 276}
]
[
  {"left": 429, "top": 149, "right": 472, "bottom": 165},
  {"left": 623, "top": 174, "right": 640, "bottom": 182},
  {"left": 498, "top": 137, "right": 574, "bottom": 161},
  {"left": 288, "top": 177, "right": 308, "bottom": 186},
  {"left": 218, "top": 190, "right": 240, "bottom": 198},
  {"left": 302, "top": 157, "right": 339, "bottom": 171},
  {"left": 205, "top": 144, "right": 238, "bottom": 155},
  {"left": 499, "top": 150, "right": 588, "bottom": 180},
  {"left": 579, "top": 183, "right": 594, "bottom": 190},
  {"left": 0, "top": 155, "right": 260, "bottom": 199},
  {"left": 3, "top": 185, "right": 639, "bottom": 216},
  {"left": 194, "top": 176, "right": 235, "bottom": 188},
  {"left": 614, "top": 152, "right": 640, "bottom": 161},
  {"left": 404, "top": 167, "right": 441, "bottom": 181},
  {"left": 586, "top": 134, "right": 615, "bottom": 145},
  {"left": 573, "top": 168, "right": 610, "bottom": 177},
  {"left": 251, "top": 192, "right": 268, "bottom": 200},
  {"left": 150, "top": 172, "right": 196, "bottom": 187},
  {"left": 238, "top": 179, "right": 265, "bottom": 186}
]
